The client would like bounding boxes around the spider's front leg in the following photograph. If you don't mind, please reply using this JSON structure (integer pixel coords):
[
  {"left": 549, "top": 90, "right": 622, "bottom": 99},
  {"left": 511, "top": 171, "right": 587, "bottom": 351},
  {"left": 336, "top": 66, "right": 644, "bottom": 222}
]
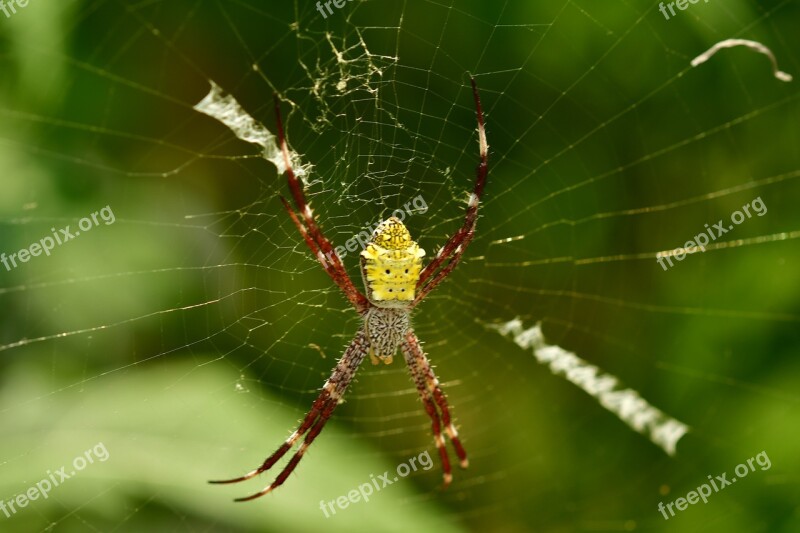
[
  {"left": 210, "top": 328, "right": 370, "bottom": 501},
  {"left": 274, "top": 96, "right": 371, "bottom": 314},
  {"left": 402, "top": 329, "right": 468, "bottom": 487},
  {"left": 413, "top": 77, "right": 488, "bottom": 305}
]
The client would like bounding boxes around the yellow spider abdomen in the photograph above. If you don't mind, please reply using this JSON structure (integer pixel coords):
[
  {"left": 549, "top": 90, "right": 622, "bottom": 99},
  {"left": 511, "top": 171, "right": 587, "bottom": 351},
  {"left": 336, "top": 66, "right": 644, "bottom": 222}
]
[{"left": 360, "top": 217, "right": 425, "bottom": 307}]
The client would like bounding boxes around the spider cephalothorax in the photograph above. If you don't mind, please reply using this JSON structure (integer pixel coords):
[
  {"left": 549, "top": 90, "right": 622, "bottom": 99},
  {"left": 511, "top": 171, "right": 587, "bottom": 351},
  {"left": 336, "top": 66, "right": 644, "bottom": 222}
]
[
  {"left": 212, "top": 78, "right": 487, "bottom": 501},
  {"left": 363, "top": 306, "right": 408, "bottom": 365}
]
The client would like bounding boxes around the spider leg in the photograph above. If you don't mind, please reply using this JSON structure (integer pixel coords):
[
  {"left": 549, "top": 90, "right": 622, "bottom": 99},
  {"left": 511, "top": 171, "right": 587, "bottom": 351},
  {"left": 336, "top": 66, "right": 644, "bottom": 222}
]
[
  {"left": 211, "top": 329, "right": 370, "bottom": 501},
  {"left": 407, "top": 356, "right": 452, "bottom": 487},
  {"left": 279, "top": 196, "right": 358, "bottom": 301},
  {"left": 402, "top": 330, "right": 468, "bottom": 487},
  {"left": 274, "top": 96, "right": 370, "bottom": 314},
  {"left": 407, "top": 330, "right": 468, "bottom": 468},
  {"left": 414, "top": 77, "right": 488, "bottom": 305},
  {"left": 424, "top": 369, "right": 468, "bottom": 469},
  {"left": 208, "top": 386, "right": 334, "bottom": 485},
  {"left": 234, "top": 400, "right": 338, "bottom": 502}
]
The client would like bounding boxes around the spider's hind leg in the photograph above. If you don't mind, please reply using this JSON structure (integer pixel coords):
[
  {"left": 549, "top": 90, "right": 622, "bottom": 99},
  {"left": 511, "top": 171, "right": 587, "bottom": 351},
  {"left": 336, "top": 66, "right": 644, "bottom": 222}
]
[
  {"left": 210, "top": 328, "right": 370, "bottom": 501},
  {"left": 402, "top": 330, "right": 468, "bottom": 487}
]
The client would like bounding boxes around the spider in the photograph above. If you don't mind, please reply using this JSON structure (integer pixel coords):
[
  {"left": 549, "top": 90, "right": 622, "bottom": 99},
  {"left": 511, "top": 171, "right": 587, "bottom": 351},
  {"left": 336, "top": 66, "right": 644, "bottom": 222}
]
[{"left": 211, "top": 78, "right": 488, "bottom": 501}]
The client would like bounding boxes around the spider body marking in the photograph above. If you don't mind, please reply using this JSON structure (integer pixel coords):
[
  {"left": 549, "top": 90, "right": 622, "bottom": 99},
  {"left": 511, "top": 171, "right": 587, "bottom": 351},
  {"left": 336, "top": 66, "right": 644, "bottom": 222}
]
[
  {"left": 211, "top": 77, "right": 487, "bottom": 501},
  {"left": 360, "top": 216, "right": 424, "bottom": 364},
  {"left": 360, "top": 216, "right": 425, "bottom": 307}
]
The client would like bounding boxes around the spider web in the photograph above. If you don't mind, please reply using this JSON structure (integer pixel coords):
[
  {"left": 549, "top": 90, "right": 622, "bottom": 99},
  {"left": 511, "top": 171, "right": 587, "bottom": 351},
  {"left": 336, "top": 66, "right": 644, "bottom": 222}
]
[{"left": 1, "top": 1, "right": 799, "bottom": 532}]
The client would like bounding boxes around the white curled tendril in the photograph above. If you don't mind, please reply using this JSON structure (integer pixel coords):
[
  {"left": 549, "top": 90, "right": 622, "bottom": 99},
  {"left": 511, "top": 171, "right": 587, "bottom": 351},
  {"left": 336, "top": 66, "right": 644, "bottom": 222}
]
[{"left": 691, "top": 39, "right": 793, "bottom": 82}]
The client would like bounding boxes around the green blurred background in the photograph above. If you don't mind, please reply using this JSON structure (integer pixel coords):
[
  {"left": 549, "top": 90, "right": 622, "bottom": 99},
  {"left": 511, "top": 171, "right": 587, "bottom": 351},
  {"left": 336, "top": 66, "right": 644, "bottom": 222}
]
[{"left": 0, "top": 1, "right": 798, "bottom": 532}]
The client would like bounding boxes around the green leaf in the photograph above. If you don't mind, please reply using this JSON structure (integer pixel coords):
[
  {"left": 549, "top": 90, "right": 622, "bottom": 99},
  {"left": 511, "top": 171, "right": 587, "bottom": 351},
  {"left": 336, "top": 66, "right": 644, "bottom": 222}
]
[{"left": 0, "top": 359, "right": 464, "bottom": 532}]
